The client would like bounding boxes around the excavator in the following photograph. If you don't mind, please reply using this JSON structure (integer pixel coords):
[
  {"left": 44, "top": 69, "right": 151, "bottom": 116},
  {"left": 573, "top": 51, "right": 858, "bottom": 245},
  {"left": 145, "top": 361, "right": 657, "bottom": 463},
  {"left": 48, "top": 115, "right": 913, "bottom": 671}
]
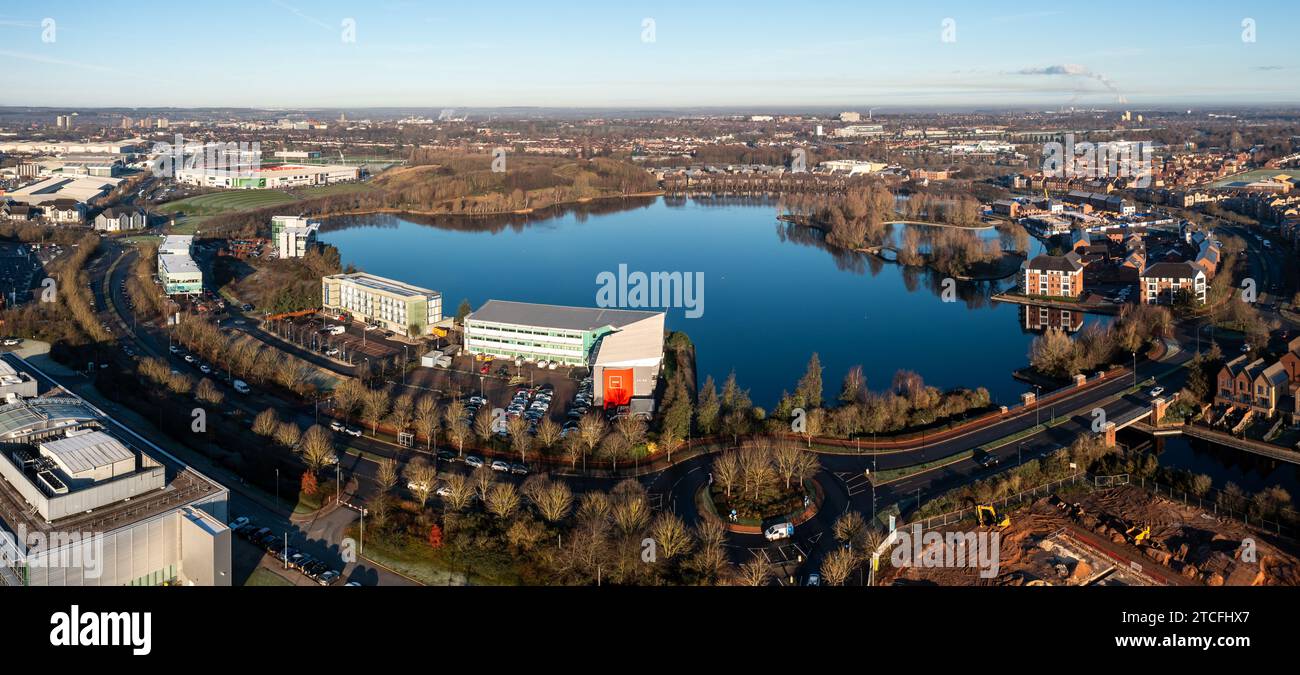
[
  {"left": 1125, "top": 523, "right": 1151, "bottom": 545},
  {"left": 974, "top": 503, "right": 1011, "bottom": 529}
]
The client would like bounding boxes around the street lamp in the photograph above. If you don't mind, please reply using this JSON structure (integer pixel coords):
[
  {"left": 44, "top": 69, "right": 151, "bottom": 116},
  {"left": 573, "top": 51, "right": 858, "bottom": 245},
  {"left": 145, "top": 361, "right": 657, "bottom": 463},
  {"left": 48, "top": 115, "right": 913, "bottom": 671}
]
[{"left": 1034, "top": 385, "right": 1042, "bottom": 427}]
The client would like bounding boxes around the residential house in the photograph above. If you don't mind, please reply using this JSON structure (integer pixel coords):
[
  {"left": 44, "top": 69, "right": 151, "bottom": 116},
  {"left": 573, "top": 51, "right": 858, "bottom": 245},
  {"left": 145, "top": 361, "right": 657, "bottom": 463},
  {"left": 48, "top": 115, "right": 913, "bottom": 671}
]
[
  {"left": 1216, "top": 356, "right": 1288, "bottom": 417},
  {"left": 94, "top": 207, "right": 147, "bottom": 232},
  {"left": 45, "top": 198, "right": 86, "bottom": 225},
  {"left": 1140, "top": 261, "right": 1206, "bottom": 305}
]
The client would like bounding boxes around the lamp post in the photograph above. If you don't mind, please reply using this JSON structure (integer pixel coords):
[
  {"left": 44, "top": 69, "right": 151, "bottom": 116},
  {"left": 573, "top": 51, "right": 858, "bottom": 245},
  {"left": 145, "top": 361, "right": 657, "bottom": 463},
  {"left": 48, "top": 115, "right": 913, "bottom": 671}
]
[{"left": 1034, "top": 385, "right": 1042, "bottom": 427}]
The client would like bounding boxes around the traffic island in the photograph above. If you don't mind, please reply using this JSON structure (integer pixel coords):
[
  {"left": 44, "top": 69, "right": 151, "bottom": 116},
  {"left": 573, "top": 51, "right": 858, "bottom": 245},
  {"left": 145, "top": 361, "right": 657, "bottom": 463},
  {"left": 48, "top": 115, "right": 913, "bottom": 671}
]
[{"left": 697, "top": 478, "right": 825, "bottom": 534}]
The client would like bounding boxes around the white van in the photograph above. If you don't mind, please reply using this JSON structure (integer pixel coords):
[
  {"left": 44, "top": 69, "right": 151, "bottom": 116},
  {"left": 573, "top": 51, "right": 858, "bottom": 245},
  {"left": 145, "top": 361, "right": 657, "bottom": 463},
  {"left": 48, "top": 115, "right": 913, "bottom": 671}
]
[
  {"left": 233, "top": 380, "right": 250, "bottom": 394},
  {"left": 764, "top": 522, "right": 794, "bottom": 542}
]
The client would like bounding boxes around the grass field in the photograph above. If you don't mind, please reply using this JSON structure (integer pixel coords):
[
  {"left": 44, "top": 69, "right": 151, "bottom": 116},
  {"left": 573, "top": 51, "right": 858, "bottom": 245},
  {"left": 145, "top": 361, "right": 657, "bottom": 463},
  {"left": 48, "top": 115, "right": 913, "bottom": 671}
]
[{"left": 157, "top": 190, "right": 300, "bottom": 216}]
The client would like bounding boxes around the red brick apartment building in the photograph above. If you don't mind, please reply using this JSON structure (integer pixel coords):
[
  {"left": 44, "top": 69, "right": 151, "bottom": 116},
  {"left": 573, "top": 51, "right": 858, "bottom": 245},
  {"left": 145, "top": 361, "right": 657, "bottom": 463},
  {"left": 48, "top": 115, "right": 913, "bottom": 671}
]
[
  {"left": 1020, "top": 252, "right": 1084, "bottom": 298},
  {"left": 1140, "top": 261, "right": 1206, "bottom": 305}
]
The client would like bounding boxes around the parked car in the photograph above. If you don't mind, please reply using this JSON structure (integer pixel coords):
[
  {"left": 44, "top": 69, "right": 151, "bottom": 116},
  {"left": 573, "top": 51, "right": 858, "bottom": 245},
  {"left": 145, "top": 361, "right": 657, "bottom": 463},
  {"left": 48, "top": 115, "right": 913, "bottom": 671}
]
[
  {"left": 232, "top": 380, "right": 250, "bottom": 394},
  {"left": 490, "top": 460, "right": 510, "bottom": 472},
  {"left": 329, "top": 421, "right": 345, "bottom": 432},
  {"left": 509, "top": 463, "right": 529, "bottom": 476},
  {"left": 317, "top": 570, "right": 341, "bottom": 586},
  {"left": 464, "top": 455, "right": 485, "bottom": 468},
  {"left": 227, "top": 516, "right": 250, "bottom": 530},
  {"left": 436, "top": 450, "right": 457, "bottom": 462}
]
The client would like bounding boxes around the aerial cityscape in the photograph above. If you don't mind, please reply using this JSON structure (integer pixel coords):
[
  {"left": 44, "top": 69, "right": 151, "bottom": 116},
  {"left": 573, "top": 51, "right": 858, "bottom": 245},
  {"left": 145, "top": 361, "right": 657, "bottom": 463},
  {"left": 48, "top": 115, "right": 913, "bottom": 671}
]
[{"left": 1, "top": 0, "right": 1297, "bottom": 657}]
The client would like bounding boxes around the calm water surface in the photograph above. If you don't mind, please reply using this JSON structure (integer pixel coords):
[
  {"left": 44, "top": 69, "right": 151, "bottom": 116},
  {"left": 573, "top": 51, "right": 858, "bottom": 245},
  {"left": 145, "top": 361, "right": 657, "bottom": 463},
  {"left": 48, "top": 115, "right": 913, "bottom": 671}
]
[{"left": 319, "top": 198, "right": 1102, "bottom": 408}]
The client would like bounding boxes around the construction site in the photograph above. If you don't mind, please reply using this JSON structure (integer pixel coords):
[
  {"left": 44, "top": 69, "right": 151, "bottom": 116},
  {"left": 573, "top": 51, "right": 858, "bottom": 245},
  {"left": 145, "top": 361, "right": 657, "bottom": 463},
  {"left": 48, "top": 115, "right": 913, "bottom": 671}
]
[{"left": 881, "top": 484, "right": 1300, "bottom": 587}]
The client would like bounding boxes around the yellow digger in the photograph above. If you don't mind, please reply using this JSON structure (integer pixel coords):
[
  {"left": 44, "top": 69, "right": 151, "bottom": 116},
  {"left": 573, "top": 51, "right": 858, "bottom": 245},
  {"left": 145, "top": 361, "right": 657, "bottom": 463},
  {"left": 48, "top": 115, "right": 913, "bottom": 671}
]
[
  {"left": 975, "top": 503, "right": 1011, "bottom": 529},
  {"left": 1125, "top": 524, "right": 1151, "bottom": 545}
]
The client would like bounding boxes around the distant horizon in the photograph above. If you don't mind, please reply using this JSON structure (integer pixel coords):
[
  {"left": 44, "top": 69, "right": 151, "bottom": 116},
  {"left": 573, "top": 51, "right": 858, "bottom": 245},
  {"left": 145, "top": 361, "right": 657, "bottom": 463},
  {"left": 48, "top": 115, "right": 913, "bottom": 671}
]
[{"left": 2, "top": 0, "right": 1296, "bottom": 109}]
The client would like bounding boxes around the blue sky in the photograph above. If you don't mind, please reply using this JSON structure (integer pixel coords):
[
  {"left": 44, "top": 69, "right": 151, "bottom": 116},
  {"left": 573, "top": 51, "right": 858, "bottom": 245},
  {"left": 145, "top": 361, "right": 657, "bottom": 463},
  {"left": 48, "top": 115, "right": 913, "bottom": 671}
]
[{"left": 0, "top": 0, "right": 1296, "bottom": 109}]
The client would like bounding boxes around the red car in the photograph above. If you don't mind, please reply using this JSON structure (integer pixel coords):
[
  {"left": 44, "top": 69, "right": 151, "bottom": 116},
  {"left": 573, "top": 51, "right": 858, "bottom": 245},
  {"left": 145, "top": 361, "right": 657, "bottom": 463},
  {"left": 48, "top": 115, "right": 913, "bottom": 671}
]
[{"left": 480, "top": 364, "right": 490, "bottom": 374}]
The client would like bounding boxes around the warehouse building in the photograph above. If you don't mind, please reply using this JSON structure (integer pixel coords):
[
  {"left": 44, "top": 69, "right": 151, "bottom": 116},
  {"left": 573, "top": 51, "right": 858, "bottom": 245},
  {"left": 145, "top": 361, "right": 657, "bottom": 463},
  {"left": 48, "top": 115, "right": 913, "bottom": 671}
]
[
  {"left": 0, "top": 359, "right": 231, "bottom": 587},
  {"left": 175, "top": 163, "right": 359, "bottom": 189},
  {"left": 464, "top": 300, "right": 665, "bottom": 407},
  {"left": 321, "top": 272, "right": 443, "bottom": 337}
]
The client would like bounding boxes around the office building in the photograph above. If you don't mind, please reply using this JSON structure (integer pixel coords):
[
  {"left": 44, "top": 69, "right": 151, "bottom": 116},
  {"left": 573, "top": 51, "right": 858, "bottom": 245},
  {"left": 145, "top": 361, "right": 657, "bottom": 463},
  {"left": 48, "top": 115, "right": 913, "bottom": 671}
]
[
  {"left": 0, "top": 357, "right": 230, "bottom": 586},
  {"left": 321, "top": 272, "right": 443, "bottom": 337},
  {"left": 271, "top": 215, "right": 319, "bottom": 259}
]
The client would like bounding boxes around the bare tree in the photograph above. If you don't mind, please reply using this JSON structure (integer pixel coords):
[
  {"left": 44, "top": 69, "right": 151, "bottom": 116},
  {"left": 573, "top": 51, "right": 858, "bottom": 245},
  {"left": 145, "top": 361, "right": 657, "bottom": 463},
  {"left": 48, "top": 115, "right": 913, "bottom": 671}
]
[
  {"left": 470, "top": 464, "right": 494, "bottom": 501},
  {"left": 658, "top": 428, "right": 682, "bottom": 464},
  {"left": 535, "top": 417, "right": 561, "bottom": 452},
  {"left": 735, "top": 552, "right": 774, "bottom": 587},
  {"left": 253, "top": 408, "right": 279, "bottom": 437},
  {"left": 650, "top": 512, "right": 693, "bottom": 560},
  {"left": 473, "top": 406, "right": 495, "bottom": 445},
  {"left": 332, "top": 378, "right": 365, "bottom": 421},
  {"left": 575, "top": 413, "right": 606, "bottom": 472},
  {"left": 771, "top": 437, "right": 804, "bottom": 490},
  {"left": 610, "top": 479, "right": 650, "bottom": 536},
  {"left": 195, "top": 378, "right": 224, "bottom": 405},
  {"left": 833, "top": 511, "right": 868, "bottom": 551},
  {"left": 713, "top": 450, "right": 741, "bottom": 499},
  {"left": 821, "top": 547, "right": 858, "bottom": 586},
  {"left": 387, "top": 394, "right": 414, "bottom": 435},
  {"left": 441, "top": 472, "right": 474, "bottom": 511},
  {"left": 362, "top": 387, "right": 391, "bottom": 436},
  {"left": 508, "top": 415, "right": 532, "bottom": 464},
  {"left": 404, "top": 457, "right": 439, "bottom": 509},
  {"left": 274, "top": 421, "right": 302, "bottom": 450},
  {"left": 375, "top": 457, "right": 399, "bottom": 494},
  {"left": 531, "top": 478, "right": 573, "bottom": 523},
  {"left": 300, "top": 425, "right": 336, "bottom": 473},
  {"left": 485, "top": 482, "right": 520, "bottom": 520},
  {"left": 414, "top": 395, "right": 439, "bottom": 450}
]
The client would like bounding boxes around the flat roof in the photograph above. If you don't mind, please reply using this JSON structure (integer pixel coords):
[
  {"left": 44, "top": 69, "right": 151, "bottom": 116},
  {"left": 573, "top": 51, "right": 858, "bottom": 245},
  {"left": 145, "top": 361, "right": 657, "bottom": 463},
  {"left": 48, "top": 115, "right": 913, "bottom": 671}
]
[
  {"left": 40, "top": 431, "right": 134, "bottom": 475},
  {"left": 324, "top": 272, "right": 438, "bottom": 299},
  {"left": 160, "top": 234, "right": 193, "bottom": 250},
  {"left": 0, "top": 397, "right": 99, "bottom": 440},
  {"left": 469, "top": 300, "right": 663, "bottom": 332},
  {"left": 160, "top": 254, "right": 200, "bottom": 275}
]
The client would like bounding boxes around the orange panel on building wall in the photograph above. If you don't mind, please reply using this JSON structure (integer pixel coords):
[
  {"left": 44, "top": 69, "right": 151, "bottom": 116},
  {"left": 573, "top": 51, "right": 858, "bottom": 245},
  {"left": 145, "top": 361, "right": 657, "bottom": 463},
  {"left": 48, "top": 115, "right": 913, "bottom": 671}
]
[{"left": 603, "top": 368, "right": 633, "bottom": 407}]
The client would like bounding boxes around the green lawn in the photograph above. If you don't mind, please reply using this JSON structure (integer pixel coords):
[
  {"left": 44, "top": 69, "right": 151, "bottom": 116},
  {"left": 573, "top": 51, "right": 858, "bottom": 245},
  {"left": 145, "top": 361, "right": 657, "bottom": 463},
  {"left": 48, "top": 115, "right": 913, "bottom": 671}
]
[
  {"left": 157, "top": 190, "right": 300, "bottom": 216},
  {"left": 244, "top": 567, "right": 294, "bottom": 586}
]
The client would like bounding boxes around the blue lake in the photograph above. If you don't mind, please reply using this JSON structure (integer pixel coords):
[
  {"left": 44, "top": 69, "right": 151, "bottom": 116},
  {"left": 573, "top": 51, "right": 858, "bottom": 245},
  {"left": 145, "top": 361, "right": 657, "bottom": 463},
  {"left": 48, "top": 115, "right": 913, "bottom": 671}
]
[{"left": 319, "top": 197, "right": 1104, "bottom": 408}]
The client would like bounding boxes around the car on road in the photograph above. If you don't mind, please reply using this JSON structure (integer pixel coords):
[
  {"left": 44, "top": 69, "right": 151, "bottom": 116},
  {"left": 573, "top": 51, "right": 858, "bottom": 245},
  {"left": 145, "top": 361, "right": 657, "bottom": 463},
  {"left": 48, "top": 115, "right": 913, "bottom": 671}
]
[
  {"left": 3, "top": 338, "right": 21, "bottom": 346},
  {"left": 764, "top": 522, "right": 794, "bottom": 542},
  {"left": 436, "top": 450, "right": 457, "bottom": 462},
  {"left": 491, "top": 460, "right": 510, "bottom": 472},
  {"left": 464, "top": 455, "right": 485, "bottom": 468},
  {"left": 976, "top": 452, "right": 999, "bottom": 469},
  {"left": 1149, "top": 386, "right": 1166, "bottom": 398},
  {"left": 184, "top": 354, "right": 195, "bottom": 363},
  {"left": 806, "top": 573, "right": 822, "bottom": 587},
  {"left": 509, "top": 463, "right": 529, "bottom": 475},
  {"left": 233, "top": 380, "right": 250, "bottom": 394},
  {"left": 247, "top": 527, "right": 271, "bottom": 542},
  {"left": 1241, "top": 344, "right": 1252, "bottom": 353},
  {"left": 241, "top": 303, "right": 253, "bottom": 311},
  {"left": 330, "top": 421, "right": 345, "bottom": 432},
  {"left": 228, "top": 516, "right": 250, "bottom": 530},
  {"left": 344, "top": 426, "right": 363, "bottom": 437},
  {"left": 325, "top": 348, "right": 340, "bottom": 357},
  {"left": 168, "top": 344, "right": 179, "bottom": 353},
  {"left": 435, "top": 485, "right": 454, "bottom": 498}
]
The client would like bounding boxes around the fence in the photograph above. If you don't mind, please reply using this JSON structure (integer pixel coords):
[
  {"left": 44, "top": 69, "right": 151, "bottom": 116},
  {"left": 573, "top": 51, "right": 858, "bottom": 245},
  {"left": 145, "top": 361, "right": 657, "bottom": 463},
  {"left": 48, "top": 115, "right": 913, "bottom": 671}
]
[
  {"left": 904, "top": 470, "right": 1297, "bottom": 541},
  {"left": 1133, "top": 475, "right": 1297, "bottom": 539},
  {"left": 910, "top": 472, "right": 1088, "bottom": 530}
]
